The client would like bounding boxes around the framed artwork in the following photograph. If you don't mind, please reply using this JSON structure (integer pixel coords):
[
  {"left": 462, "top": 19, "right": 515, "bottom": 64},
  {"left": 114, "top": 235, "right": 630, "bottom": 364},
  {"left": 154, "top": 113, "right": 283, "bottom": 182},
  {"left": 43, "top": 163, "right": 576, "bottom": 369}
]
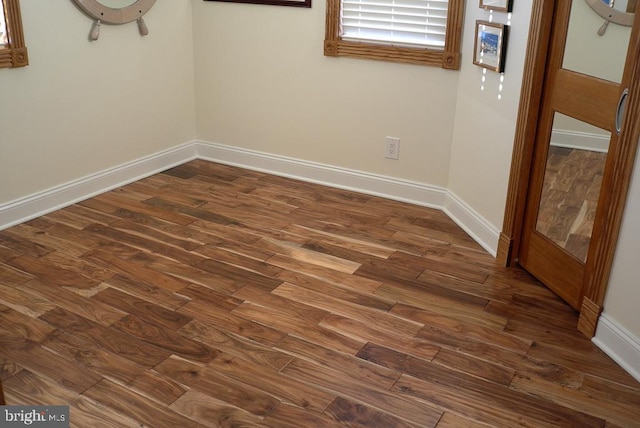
[
  {"left": 203, "top": 0, "right": 311, "bottom": 7},
  {"left": 479, "top": 0, "right": 513, "bottom": 12},
  {"left": 473, "top": 21, "right": 509, "bottom": 73}
]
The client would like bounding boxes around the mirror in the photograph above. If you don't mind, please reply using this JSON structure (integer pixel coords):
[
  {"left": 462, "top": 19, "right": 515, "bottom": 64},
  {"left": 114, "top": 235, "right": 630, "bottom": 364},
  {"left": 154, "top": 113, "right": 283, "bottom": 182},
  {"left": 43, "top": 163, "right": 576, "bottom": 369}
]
[
  {"left": 536, "top": 113, "right": 610, "bottom": 262},
  {"left": 566, "top": 0, "right": 631, "bottom": 82},
  {"left": 586, "top": 0, "right": 635, "bottom": 31},
  {"left": 71, "top": 0, "right": 156, "bottom": 40}
]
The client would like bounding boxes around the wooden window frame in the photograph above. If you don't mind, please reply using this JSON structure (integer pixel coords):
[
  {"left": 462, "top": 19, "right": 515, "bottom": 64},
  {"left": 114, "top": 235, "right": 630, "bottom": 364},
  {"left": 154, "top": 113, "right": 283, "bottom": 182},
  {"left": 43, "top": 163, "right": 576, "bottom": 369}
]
[
  {"left": 0, "top": 0, "right": 28, "bottom": 69},
  {"left": 324, "top": 0, "right": 465, "bottom": 69}
]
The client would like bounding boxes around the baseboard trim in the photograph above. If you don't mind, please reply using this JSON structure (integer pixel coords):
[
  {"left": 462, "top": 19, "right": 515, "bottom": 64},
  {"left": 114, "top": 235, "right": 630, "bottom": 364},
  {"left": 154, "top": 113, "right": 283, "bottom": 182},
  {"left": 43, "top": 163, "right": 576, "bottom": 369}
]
[
  {"left": 0, "top": 142, "right": 197, "bottom": 231},
  {"left": 197, "top": 141, "right": 499, "bottom": 255},
  {"left": 593, "top": 313, "right": 640, "bottom": 383},
  {"left": 0, "top": 139, "right": 500, "bottom": 258},
  {"left": 443, "top": 191, "right": 500, "bottom": 256},
  {"left": 196, "top": 141, "right": 447, "bottom": 209},
  {"left": 551, "top": 129, "right": 609, "bottom": 153}
]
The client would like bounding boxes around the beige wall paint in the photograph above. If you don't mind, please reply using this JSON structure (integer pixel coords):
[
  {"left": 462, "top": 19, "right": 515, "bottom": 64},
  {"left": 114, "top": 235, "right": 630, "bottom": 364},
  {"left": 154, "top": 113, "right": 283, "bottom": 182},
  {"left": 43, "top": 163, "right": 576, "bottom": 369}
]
[
  {"left": 192, "top": 0, "right": 458, "bottom": 187},
  {"left": 605, "top": 150, "right": 640, "bottom": 340},
  {"left": 448, "top": 3, "right": 533, "bottom": 228},
  {"left": 0, "top": 0, "right": 196, "bottom": 204}
]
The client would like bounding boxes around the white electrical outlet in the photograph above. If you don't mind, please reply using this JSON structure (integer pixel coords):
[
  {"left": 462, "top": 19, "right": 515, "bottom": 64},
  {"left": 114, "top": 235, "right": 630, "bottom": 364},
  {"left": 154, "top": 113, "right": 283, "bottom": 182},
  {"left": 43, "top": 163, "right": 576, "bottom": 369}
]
[{"left": 385, "top": 137, "right": 400, "bottom": 160}]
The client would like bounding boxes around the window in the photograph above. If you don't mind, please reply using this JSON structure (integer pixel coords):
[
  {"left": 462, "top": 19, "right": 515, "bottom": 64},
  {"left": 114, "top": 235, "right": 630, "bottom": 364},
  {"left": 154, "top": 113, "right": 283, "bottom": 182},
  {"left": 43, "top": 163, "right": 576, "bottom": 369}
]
[
  {"left": 325, "top": 0, "right": 464, "bottom": 69},
  {"left": 0, "top": 0, "right": 28, "bottom": 69},
  {"left": 0, "top": 6, "right": 8, "bottom": 46}
]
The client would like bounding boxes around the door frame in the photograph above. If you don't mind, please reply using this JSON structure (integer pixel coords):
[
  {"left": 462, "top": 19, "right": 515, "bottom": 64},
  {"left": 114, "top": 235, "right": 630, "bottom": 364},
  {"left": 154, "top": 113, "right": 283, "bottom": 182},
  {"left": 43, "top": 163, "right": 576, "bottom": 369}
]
[{"left": 498, "top": 0, "right": 640, "bottom": 337}]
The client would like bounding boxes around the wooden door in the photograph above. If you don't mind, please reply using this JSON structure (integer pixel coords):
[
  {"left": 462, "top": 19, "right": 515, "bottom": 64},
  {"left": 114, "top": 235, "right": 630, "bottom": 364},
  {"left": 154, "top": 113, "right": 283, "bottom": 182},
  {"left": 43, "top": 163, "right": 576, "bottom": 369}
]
[{"left": 518, "top": 0, "right": 640, "bottom": 310}]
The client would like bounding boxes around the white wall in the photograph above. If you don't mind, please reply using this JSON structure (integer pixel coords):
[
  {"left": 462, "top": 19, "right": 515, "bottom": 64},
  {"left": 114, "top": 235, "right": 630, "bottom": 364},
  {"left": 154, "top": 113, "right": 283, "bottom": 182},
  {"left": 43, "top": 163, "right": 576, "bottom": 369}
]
[
  {"left": 603, "top": 149, "right": 640, "bottom": 340},
  {"left": 0, "top": 0, "right": 196, "bottom": 204},
  {"left": 448, "top": 5, "right": 533, "bottom": 229},
  {"left": 191, "top": 0, "right": 458, "bottom": 188}
]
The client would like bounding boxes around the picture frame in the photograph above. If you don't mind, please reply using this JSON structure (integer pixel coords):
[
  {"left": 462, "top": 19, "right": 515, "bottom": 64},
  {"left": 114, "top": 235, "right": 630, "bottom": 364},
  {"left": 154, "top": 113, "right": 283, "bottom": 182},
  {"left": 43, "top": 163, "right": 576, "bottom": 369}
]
[
  {"left": 473, "top": 20, "right": 509, "bottom": 73},
  {"left": 479, "top": 0, "right": 513, "bottom": 12},
  {"left": 203, "top": 0, "right": 311, "bottom": 7}
]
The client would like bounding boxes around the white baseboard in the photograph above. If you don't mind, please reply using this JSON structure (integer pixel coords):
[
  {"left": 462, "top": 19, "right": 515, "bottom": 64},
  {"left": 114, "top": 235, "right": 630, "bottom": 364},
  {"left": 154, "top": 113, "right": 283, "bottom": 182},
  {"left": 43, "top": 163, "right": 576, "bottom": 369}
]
[
  {"left": 443, "top": 191, "right": 500, "bottom": 256},
  {"left": 0, "top": 142, "right": 197, "bottom": 231},
  {"left": 593, "top": 313, "right": 640, "bottom": 383},
  {"left": 0, "top": 139, "right": 500, "bottom": 257},
  {"left": 197, "top": 141, "right": 498, "bottom": 255},
  {"left": 551, "top": 129, "right": 609, "bottom": 153},
  {"left": 195, "top": 141, "right": 447, "bottom": 209}
]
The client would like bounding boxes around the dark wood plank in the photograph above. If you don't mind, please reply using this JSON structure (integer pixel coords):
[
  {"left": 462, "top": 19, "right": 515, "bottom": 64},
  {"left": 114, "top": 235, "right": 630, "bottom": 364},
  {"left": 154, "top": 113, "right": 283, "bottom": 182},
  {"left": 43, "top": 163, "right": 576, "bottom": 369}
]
[
  {"left": 320, "top": 313, "right": 440, "bottom": 361},
  {"left": 40, "top": 307, "right": 172, "bottom": 367},
  {"left": 169, "top": 390, "right": 272, "bottom": 427},
  {"left": 276, "top": 269, "right": 392, "bottom": 310},
  {"left": 7, "top": 254, "right": 99, "bottom": 291},
  {"left": 84, "top": 249, "right": 192, "bottom": 292},
  {"left": 324, "top": 396, "right": 423, "bottom": 428},
  {"left": 21, "top": 279, "right": 127, "bottom": 327},
  {"left": 0, "top": 303, "right": 57, "bottom": 343},
  {"left": 281, "top": 358, "right": 443, "bottom": 427},
  {"left": 0, "top": 337, "right": 101, "bottom": 394},
  {"left": 102, "top": 273, "right": 190, "bottom": 311},
  {"left": 233, "top": 302, "right": 365, "bottom": 354},
  {"left": 233, "top": 284, "right": 330, "bottom": 324},
  {"left": 0, "top": 262, "right": 33, "bottom": 285},
  {"left": 112, "top": 314, "right": 215, "bottom": 364},
  {"left": 154, "top": 355, "right": 280, "bottom": 417},
  {"left": 265, "top": 402, "right": 346, "bottom": 428},
  {"left": 82, "top": 379, "right": 205, "bottom": 427},
  {"left": 276, "top": 335, "right": 401, "bottom": 390},
  {"left": 92, "top": 287, "right": 192, "bottom": 330},
  {"left": 510, "top": 372, "right": 639, "bottom": 428},
  {"left": 205, "top": 350, "right": 336, "bottom": 412},
  {"left": 3, "top": 370, "right": 143, "bottom": 427},
  {"left": 177, "top": 302, "right": 287, "bottom": 347},
  {"left": 0, "top": 282, "right": 55, "bottom": 317},
  {"left": 179, "top": 319, "right": 292, "bottom": 371},
  {"left": 391, "top": 303, "right": 531, "bottom": 354},
  {"left": 272, "top": 283, "right": 423, "bottom": 337}
]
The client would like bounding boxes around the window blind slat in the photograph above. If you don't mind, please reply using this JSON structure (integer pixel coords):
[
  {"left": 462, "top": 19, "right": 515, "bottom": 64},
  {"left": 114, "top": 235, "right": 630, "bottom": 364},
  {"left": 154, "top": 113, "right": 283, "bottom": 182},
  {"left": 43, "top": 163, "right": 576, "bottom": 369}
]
[{"left": 340, "top": 0, "right": 449, "bottom": 49}]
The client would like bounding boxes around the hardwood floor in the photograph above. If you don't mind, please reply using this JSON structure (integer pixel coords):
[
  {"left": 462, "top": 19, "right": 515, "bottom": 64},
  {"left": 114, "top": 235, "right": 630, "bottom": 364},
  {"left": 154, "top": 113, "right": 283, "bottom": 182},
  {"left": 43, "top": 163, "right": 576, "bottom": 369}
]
[{"left": 1, "top": 160, "right": 639, "bottom": 427}]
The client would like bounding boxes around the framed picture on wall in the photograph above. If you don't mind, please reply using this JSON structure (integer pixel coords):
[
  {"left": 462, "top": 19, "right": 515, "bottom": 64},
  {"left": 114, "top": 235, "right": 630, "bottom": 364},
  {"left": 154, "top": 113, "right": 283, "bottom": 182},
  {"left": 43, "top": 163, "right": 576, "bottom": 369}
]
[
  {"left": 203, "top": 0, "right": 311, "bottom": 7},
  {"left": 479, "top": 0, "right": 512, "bottom": 12},
  {"left": 473, "top": 21, "right": 509, "bottom": 73}
]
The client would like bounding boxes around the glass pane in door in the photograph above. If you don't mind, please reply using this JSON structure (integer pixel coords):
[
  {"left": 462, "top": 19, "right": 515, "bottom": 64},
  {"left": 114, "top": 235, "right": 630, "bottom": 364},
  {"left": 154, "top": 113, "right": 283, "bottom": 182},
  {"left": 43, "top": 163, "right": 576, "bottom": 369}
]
[{"left": 536, "top": 113, "right": 610, "bottom": 262}]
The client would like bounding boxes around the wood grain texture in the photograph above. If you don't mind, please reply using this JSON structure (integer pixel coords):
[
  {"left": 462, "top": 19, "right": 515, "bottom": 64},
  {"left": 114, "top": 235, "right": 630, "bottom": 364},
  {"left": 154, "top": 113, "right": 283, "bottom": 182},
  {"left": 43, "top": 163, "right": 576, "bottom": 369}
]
[
  {"left": 0, "top": 160, "right": 637, "bottom": 426},
  {"left": 499, "top": 0, "right": 555, "bottom": 265}
]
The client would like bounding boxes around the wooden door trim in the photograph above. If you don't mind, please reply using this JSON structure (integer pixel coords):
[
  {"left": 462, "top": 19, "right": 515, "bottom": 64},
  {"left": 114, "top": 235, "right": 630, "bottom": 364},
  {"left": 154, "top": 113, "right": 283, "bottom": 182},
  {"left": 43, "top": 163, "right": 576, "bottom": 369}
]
[
  {"left": 498, "top": 0, "right": 640, "bottom": 337},
  {"left": 497, "top": 0, "right": 555, "bottom": 266}
]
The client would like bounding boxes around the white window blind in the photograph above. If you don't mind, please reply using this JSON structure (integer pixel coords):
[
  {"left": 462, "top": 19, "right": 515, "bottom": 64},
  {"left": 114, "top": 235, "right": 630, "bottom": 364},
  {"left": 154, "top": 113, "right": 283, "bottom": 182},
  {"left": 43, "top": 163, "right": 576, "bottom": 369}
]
[{"left": 340, "top": 0, "right": 449, "bottom": 49}]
